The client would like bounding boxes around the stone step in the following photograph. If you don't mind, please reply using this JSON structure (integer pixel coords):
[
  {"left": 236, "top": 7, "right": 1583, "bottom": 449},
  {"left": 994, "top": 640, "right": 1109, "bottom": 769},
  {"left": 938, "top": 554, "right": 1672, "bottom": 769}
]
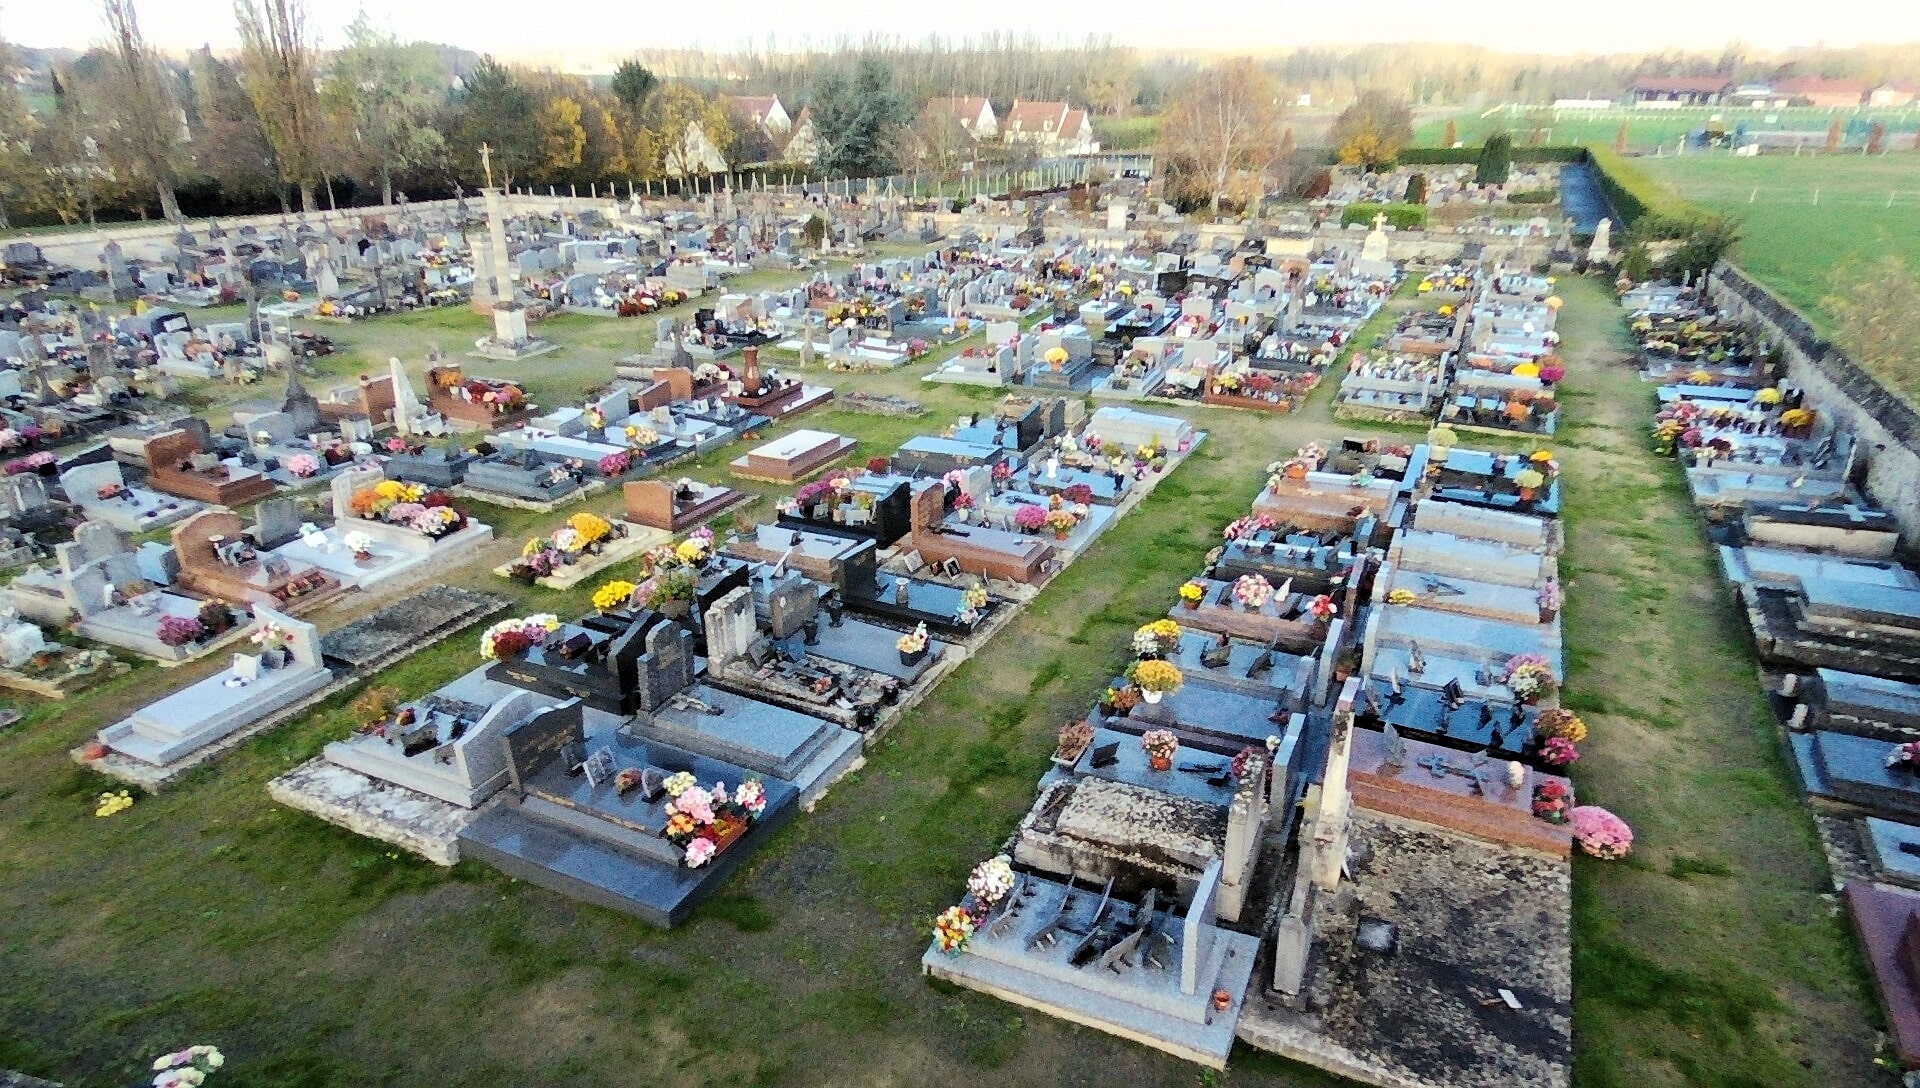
[{"left": 516, "top": 794, "right": 682, "bottom": 866}]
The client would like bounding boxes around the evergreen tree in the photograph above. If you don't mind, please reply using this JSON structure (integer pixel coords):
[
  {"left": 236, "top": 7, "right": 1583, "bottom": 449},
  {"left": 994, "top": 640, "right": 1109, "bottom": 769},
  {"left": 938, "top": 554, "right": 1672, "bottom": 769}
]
[
  {"left": 611, "top": 60, "right": 658, "bottom": 115},
  {"left": 812, "top": 58, "right": 907, "bottom": 178},
  {"left": 1476, "top": 131, "right": 1513, "bottom": 185}
]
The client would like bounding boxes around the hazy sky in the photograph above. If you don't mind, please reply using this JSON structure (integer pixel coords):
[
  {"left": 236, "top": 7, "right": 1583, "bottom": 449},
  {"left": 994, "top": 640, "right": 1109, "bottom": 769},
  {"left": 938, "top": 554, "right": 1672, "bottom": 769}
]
[{"left": 5, "top": 0, "right": 1917, "bottom": 63}]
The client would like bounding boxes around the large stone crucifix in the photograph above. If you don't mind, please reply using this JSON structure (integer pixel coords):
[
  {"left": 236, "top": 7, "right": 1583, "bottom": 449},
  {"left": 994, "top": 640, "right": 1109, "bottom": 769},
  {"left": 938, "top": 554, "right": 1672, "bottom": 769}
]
[{"left": 479, "top": 143, "right": 494, "bottom": 190}]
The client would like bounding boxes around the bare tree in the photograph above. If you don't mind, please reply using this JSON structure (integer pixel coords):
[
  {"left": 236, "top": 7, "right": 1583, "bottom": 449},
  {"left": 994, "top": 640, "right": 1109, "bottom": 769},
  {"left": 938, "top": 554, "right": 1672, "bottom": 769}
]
[
  {"left": 235, "top": 0, "right": 325, "bottom": 211},
  {"left": 1158, "top": 59, "right": 1283, "bottom": 217},
  {"left": 98, "top": 0, "right": 185, "bottom": 222}
]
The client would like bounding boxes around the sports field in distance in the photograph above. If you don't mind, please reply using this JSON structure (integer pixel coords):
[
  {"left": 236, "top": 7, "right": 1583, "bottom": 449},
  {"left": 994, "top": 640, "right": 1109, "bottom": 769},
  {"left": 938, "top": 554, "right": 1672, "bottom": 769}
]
[
  {"left": 1417, "top": 104, "right": 1920, "bottom": 153},
  {"left": 1634, "top": 152, "right": 1920, "bottom": 331}
]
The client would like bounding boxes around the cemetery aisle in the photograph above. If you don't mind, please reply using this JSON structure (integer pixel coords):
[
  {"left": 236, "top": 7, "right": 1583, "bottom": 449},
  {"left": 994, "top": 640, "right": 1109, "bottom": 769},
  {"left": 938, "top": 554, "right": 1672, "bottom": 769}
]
[{"left": 1545, "top": 278, "right": 1877, "bottom": 1088}]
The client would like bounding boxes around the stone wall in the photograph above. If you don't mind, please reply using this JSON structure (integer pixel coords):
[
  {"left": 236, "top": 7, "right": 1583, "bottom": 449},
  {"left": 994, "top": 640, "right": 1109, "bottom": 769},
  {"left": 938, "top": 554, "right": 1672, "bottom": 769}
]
[{"left": 1708, "top": 262, "right": 1920, "bottom": 546}]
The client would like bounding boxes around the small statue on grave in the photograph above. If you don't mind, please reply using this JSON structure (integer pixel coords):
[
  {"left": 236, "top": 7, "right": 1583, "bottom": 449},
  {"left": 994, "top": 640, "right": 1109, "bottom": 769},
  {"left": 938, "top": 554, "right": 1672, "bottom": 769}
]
[
  {"left": 1382, "top": 721, "right": 1406, "bottom": 767},
  {"left": 1200, "top": 633, "right": 1231, "bottom": 670}
]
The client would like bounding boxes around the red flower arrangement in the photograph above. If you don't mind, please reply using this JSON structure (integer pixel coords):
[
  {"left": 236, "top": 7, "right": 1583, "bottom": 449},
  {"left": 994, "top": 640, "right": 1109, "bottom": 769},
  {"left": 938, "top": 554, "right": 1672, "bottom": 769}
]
[{"left": 1532, "top": 779, "right": 1573, "bottom": 823}]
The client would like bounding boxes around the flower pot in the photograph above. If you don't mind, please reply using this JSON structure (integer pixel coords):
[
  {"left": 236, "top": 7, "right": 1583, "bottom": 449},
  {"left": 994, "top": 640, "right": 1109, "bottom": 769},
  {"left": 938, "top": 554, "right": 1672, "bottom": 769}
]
[
  {"left": 1054, "top": 530, "right": 1069, "bottom": 541},
  {"left": 1148, "top": 753, "right": 1173, "bottom": 771},
  {"left": 1517, "top": 486, "right": 1536, "bottom": 502},
  {"left": 1142, "top": 689, "right": 1164, "bottom": 704},
  {"left": 900, "top": 647, "right": 927, "bottom": 667},
  {"left": 1540, "top": 606, "right": 1559, "bottom": 623},
  {"left": 1181, "top": 598, "right": 1200, "bottom": 610},
  {"left": 659, "top": 599, "right": 690, "bottom": 619}
]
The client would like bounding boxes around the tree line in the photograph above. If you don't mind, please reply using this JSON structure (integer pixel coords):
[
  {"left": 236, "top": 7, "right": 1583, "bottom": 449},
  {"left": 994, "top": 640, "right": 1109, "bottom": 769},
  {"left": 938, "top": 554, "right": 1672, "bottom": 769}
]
[
  {"left": 8, "top": 9, "right": 1920, "bottom": 231},
  {"left": 0, "top": 1, "right": 890, "bottom": 229}
]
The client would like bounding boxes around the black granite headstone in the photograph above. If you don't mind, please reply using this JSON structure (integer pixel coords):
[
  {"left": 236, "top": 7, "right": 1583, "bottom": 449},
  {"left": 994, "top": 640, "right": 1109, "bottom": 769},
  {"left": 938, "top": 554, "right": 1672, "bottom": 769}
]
[{"left": 501, "top": 699, "right": 586, "bottom": 794}]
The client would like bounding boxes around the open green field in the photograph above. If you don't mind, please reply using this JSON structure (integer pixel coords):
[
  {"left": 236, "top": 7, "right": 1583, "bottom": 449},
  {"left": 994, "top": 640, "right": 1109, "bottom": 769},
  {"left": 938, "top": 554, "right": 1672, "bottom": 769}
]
[
  {"left": 1416, "top": 104, "right": 1920, "bottom": 152},
  {"left": 1637, "top": 153, "right": 1920, "bottom": 331},
  {"left": 0, "top": 270, "right": 1879, "bottom": 1087}
]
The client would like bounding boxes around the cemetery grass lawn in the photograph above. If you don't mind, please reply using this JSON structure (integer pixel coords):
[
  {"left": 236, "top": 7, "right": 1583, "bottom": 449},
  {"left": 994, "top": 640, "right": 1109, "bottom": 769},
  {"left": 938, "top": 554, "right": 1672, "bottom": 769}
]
[
  {"left": 1637, "top": 154, "right": 1920, "bottom": 337},
  {"left": 0, "top": 268, "right": 1881, "bottom": 1086},
  {"left": 0, "top": 272, "right": 1367, "bottom": 1088},
  {"left": 1546, "top": 277, "right": 1879, "bottom": 1088}
]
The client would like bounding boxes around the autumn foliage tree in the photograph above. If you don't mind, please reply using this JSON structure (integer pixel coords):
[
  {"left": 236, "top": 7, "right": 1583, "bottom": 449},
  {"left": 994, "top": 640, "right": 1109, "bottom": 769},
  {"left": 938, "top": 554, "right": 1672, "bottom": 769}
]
[
  {"left": 1331, "top": 91, "right": 1413, "bottom": 171},
  {"left": 1158, "top": 58, "right": 1284, "bottom": 217},
  {"left": 97, "top": 0, "right": 187, "bottom": 221},
  {"left": 234, "top": 0, "right": 327, "bottom": 211}
]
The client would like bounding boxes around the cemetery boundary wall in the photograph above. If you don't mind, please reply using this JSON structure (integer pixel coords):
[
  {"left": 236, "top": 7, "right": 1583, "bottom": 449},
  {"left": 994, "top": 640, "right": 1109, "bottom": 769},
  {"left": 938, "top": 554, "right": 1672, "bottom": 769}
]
[{"left": 1709, "top": 261, "right": 1920, "bottom": 546}]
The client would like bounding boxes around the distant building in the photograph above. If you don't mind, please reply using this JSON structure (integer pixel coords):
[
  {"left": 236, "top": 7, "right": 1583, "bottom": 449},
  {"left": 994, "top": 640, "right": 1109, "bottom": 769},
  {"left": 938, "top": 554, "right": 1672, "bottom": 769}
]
[
  {"left": 665, "top": 122, "right": 729, "bottom": 178},
  {"left": 727, "top": 95, "right": 791, "bottom": 137},
  {"left": 1870, "top": 82, "right": 1918, "bottom": 108},
  {"left": 782, "top": 107, "right": 827, "bottom": 166},
  {"left": 1629, "top": 77, "right": 1734, "bottom": 107},
  {"left": 1001, "top": 100, "right": 1098, "bottom": 156},
  {"left": 1774, "top": 77, "right": 1869, "bottom": 109},
  {"left": 921, "top": 96, "right": 998, "bottom": 140}
]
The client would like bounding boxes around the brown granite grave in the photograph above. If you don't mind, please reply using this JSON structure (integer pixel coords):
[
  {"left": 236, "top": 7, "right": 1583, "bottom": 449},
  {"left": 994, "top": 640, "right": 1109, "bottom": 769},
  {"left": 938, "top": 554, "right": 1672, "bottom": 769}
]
[
  {"left": 1845, "top": 880, "right": 1920, "bottom": 1068},
  {"left": 727, "top": 429, "right": 856, "bottom": 484},
  {"left": 623, "top": 479, "right": 747, "bottom": 532},
  {"left": 721, "top": 347, "right": 812, "bottom": 419},
  {"left": 1252, "top": 477, "right": 1394, "bottom": 539},
  {"left": 143, "top": 430, "right": 278, "bottom": 507},
  {"left": 906, "top": 483, "right": 1052, "bottom": 585},
  {"left": 1348, "top": 728, "right": 1572, "bottom": 857},
  {"left": 169, "top": 510, "right": 346, "bottom": 614},
  {"left": 425, "top": 365, "right": 539, "bottom": 431},
  {"left": 356, "top": 374, "right": 397, "bottom": 428}
]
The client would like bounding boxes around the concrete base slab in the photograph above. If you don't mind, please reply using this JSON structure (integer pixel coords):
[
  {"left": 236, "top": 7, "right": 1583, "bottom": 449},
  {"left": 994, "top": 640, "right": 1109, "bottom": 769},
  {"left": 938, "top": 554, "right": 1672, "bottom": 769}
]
[{"left": 269, "top": 759, "right": 487, "bottom": 865}]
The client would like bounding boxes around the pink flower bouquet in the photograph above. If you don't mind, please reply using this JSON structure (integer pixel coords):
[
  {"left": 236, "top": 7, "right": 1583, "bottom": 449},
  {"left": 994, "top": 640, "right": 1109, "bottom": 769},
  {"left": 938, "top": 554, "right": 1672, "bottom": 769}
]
[{"left": 1570, "top": 805, "right": 1633, "bottom": 860}]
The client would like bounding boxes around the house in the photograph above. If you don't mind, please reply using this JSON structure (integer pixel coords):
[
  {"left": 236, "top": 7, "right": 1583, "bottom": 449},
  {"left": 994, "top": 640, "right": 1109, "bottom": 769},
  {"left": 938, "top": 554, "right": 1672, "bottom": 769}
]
[
  {"left": 1629, "top": 76, "right": 1734, "bottom": 107},
  {"left": 921, "top": 96, "right": 998, "bottom": 140},
  {"left": 1870, "top": 82, "right": 1918, "bottom": 108},
  {"left": 1775, "top": 77, "right": 1869, "bottom": 109},
  {"left": 728, "top": 95, "right": 791, "bottom": 137},
  {"left": 665, "top": 121, "right": 729, "bottom": 178},
  {"left": 782, "top": 107, "right": 827, "bottom": 166},
  {"left": 1001, "top": 100, "right": 1098, "bottom": 155}
]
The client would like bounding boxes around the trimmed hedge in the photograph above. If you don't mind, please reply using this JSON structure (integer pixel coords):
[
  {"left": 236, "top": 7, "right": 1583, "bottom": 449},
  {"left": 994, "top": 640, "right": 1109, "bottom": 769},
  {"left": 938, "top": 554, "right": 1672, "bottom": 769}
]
[
  {"left": 1393, "top": 145, "right": 1588, "bottom": 165},
  {"left": 1340, "top": 203, "right": 1428, "bottom": 230},
  {"left": 1585, "top": 146, "right": 1702, "bottom": 226}
]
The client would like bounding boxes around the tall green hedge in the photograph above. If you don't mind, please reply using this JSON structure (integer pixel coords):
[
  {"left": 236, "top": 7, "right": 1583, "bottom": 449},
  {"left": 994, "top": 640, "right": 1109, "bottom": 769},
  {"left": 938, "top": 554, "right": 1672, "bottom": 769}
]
[
  {"left": 1585, "top": 146, "right": 1701, "bottom": 225},
  {"left": 1340, "top": 203, "right": 1428, "bottom": 230},
  {"left": 1393, "top": 145, "right": 1588, "bottom": 165}
]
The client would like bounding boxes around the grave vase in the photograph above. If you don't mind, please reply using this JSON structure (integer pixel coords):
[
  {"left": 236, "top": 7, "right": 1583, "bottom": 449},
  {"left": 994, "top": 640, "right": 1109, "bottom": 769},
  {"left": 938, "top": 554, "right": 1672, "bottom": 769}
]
[
  {"left": 899, "top": 646, "right": 927, "bottom": 667},
  {"left": 1142, "top": 689, "right": 1164, "bottom": 705}
]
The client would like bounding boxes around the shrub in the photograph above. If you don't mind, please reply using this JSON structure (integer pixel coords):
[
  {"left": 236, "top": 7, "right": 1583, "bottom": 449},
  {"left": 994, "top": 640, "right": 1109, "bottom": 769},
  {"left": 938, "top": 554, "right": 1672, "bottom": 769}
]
[{"left": 1404, "top": 172, "right": 1427, "bottom": 204}]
